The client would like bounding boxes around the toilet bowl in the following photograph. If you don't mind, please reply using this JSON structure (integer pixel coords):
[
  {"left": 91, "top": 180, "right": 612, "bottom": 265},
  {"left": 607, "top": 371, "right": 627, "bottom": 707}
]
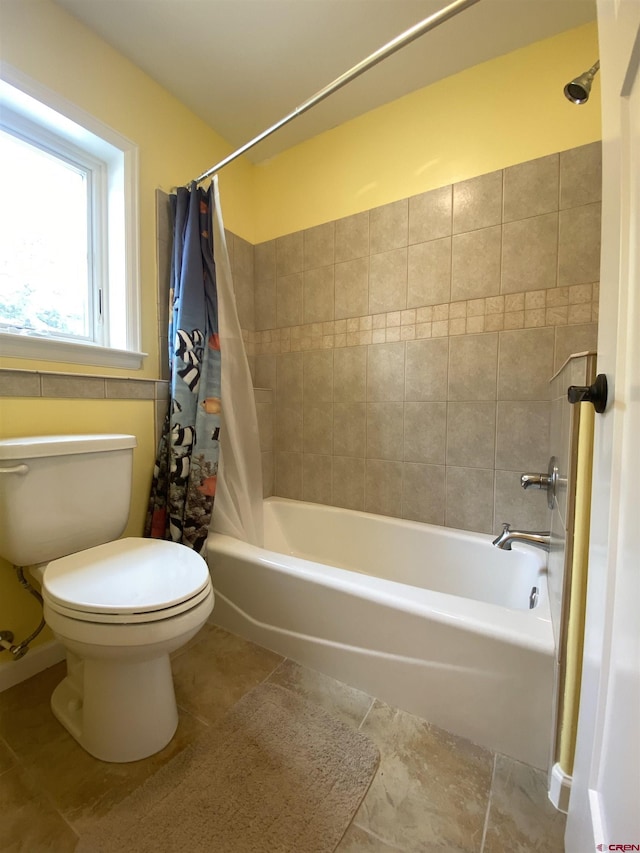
[
  {"left": 39, "top": 537, "right": 214, "bottom": 762},
  {"left": 0, "top": 434, "right": 215, "bottom": 763}
]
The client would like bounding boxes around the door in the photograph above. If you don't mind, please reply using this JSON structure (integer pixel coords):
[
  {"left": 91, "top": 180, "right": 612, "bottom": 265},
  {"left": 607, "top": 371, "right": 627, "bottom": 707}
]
[{"left": 565, "top": 0, "right": 640, "bottom": 850}]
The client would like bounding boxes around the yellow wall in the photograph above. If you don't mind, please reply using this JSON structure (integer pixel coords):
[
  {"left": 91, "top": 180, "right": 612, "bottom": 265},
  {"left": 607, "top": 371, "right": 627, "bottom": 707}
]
[
  {"left": 0, "top": 0, "right": 255, "bottom": 379},
  {"left": 252, "top": 22, "right": 601, "bottom": 242},
  {"left": 0, "top": 398, "right": 155, "bottom": 655}
]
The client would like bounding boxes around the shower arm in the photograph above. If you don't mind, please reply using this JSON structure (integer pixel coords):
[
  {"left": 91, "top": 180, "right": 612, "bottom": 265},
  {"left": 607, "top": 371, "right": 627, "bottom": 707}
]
[{"left": 191, "top": 0, "right": 482, "bottom": 185}]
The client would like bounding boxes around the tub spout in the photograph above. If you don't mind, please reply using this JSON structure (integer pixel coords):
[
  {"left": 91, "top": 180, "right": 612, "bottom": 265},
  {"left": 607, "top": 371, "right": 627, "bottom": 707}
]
[{"left": 492, "top": 523, "right": 551, "bottom": 552}]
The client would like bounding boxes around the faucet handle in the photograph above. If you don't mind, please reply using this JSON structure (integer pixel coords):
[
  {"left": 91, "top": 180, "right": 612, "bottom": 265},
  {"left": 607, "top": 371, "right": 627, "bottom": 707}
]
[
  {"left": 520, "top": 472, "right": 550, "bottom": 489},
  {"left": 521, "top": 457, "right": 559, "bottom": 510}
]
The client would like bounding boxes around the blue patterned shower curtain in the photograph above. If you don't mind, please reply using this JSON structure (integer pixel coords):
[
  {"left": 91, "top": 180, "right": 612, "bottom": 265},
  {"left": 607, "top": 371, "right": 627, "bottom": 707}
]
[{"left": 145, "top": 183, "right": 221, "bottom": 554}]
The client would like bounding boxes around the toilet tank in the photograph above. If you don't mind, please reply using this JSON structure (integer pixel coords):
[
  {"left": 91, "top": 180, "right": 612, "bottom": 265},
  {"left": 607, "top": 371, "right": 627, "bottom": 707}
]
[{"left": 0, "top": 434, "right": 137, "bottom": 567}]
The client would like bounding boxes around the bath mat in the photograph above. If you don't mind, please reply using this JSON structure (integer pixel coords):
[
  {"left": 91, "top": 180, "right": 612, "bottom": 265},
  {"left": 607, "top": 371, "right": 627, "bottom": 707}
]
[{"left": 76, "top": 683, "right": 379, "bottom": 853}]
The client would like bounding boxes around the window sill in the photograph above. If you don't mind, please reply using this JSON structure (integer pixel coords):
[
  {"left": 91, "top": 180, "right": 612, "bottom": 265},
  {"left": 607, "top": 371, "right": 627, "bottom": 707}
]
[{"left": 0, "top": 333, "right": 147, "bottom": 370}]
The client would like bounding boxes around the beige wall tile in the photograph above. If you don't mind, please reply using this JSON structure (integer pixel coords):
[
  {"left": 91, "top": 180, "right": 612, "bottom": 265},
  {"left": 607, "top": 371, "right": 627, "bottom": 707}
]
[
  {"left": 560, "top": 141, "right": 602, "bottom": 209},
  {"left": 40, "top": 375, "right": 105, "bottom": 398},
  {"left": 334, "top": 402, "right": 366, "bottom": 458},
  {"left": 408, "top": 185, "right": 452, "bottom": 244},
  {"left": 276, "top": 403, "right": 303, "bottom": 452},
  {"left": 332, "top": 456, "right": 365, "bottom": 510},
  {"left": 276, "top": 351, "right": 303, "bottom": 402},
  {"left": 453, "top": 170, "right": 502, "bottom": 234},
  {"left": 503, "top": 154, "right": 559, "bottom": 222},
  {"left": 568, "top": 302, "right": 593, "bottom": 324},
  {"left": 405, "top": 338, "right": 448, "bottom": 401},
  {"left": 275, "top": 451, "right": 302, "bottom": 499},
  {"left": 335, "top": 257, "right": 369, "bottom": 320},
  {"left": 503, "top": 311, "right": 525, "bottom": 329},
  {"left": 485, "top": 314, "right": 505, "bottom": 332},
  {"left": 255, "top": 401, "right": 274, "bottom": 453},
  {"left": 501, "top": 213, "right": 558, "bottom": 293},
  {"left": 304, "top": 221, "right": 335, "bottom": 270},
  {"left": 303, "top": 266, "right": 334, "bottom": 324},
  {"left": 334, "top": 346, "right": 367, "bottom": 402},
  {"left": 369, "top": 248, "right": 408, "bottom": 314},
  {"left": 276, "top": 273, "right": 303, "bottom": 327},
  {"left": 524, "top": 309, "right": 546, "bottom": 328},
  {"left": 448, "top": 333, "right": 498, "bottom": 401},
  {"left": 546, "top": 305, "right": 569, "bottom": 326},
  {"left": 254, "top": 353, "right": 276, "bottom": 390},
  {"left": 451, "top": 226, "right": 502, "bottom": 301},
  {"left": 366, "top": 402, "right": 404, "bottom": 461},
  {"left": 493, "top": 470, "right": 551, "bottom": 536},
  {"left": 367, "top": 342, "right": 406, "bottom": 402},
  {"left": 303, "top": 403, "right": 333, "bottom": 454},
  {"left": 497, "top": 327, "right": 555, "bottom": 400},
  {"left": 402, "top": 463, "right": 446, "bottom": 525},
  {"left": 302, "top": 453, "right": 333, "bottom": 504},
  {"left": 466, "top": 316, "right": 484, "bottom": 334},
  {"left": 403, "top": 402, "right": 447, "bottom": 464},
  {"left": 0, "top": 370, "right": 41, "bottom": 396},
  {"left": 255, "top": 278, "right": 277, "bottom": 331},
  {"left": 558, "top": 203, "right": 602, "bottom": 286},
  {"left": 407, "top": 237, "right": 451, "bottom": 308},
  {"left": 335, "top": 212, "right": 369, "bottom": 262},
  {"left": 554, "top": 323, "right": 598, "bottom": 371},
  {"left": 276, "top": 231, "right": 303, "bottom": 276},
  {"left": 262, "top": 451, "right": 274, "bottom": 497},
  {"left": 255, "top": 240, "right": 276, "bottom": 282},
  {"left": 445, "top": 466, "right": 494, "bottom": 533},
  {"left": 370, "top": 199, "right": 408, "bottom": 254},
  {"left": 486, "top": 295, "right": 504, "bottom": 315},
  {"left": 303, "top": 349, "right": 333, "bottom": 403},
  {"left": 495, "top": 401, "right": 551, "bottom": 471},
  {"left": 105, "top": 379, "right": 155, "bottom": 400},
  {"left": 447, "top": 401, "right": 496, "bottom": 468},
  {"left": 365, "top": 459, "right": 403, "bottom": 517},
  {"left": 234, "top": 270, "right": 255, "bottom": 331},
  {"left": 259, "top": 142, "right": 600, "bottom": 536}
]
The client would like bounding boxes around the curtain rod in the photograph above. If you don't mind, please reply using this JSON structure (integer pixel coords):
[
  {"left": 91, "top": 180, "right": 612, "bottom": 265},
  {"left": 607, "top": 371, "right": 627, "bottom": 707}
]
[{"left": 192, "top": 0, "right": 482, "bottom": 184}]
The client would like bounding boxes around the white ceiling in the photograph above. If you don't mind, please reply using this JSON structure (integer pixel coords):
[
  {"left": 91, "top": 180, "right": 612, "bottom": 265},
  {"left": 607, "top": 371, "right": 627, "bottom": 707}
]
[{"left": 53, "top": 0, "right": 596, "bottom": 163}]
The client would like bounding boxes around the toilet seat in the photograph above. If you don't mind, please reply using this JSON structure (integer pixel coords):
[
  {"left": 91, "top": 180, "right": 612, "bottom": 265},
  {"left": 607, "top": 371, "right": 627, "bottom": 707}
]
[{"left": 43, "top": 537, "right": 212, "bottom": 625}]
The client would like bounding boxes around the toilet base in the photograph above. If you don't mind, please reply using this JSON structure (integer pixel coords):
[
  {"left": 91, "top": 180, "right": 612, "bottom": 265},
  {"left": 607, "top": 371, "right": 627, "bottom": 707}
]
[{"left": 52, "top": 651, "right": 179, "bottom": 762}]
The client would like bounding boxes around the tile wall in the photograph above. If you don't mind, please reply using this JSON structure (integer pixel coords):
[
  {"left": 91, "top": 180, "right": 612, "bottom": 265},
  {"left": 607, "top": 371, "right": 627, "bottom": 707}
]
[
  {"left": 157, "top": 143, "right": 601, "bottom": 535},
  {"left": 246, "top": 143, "right": 601, "bottom": 534}
]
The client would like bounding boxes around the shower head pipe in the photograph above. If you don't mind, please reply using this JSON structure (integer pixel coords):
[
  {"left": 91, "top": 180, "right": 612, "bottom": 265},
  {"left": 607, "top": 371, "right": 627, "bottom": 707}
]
[
  {"left": 191, "top": 0, "right": 482, "bottom": 185},
  {"left": 564, "top": 60, "right": 600, "bottom": 104}
]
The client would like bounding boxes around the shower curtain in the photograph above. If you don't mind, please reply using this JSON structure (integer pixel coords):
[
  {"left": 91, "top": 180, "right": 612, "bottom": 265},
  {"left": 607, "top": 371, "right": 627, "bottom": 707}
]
[{"left": 146, "top": 177, "right": 262, "bottom": 554}]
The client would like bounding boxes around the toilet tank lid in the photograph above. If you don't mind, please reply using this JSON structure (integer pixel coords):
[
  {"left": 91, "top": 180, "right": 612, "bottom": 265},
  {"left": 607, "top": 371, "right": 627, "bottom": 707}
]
[{"left": 0, "top": 434, "right": 137, "bottom": 461}]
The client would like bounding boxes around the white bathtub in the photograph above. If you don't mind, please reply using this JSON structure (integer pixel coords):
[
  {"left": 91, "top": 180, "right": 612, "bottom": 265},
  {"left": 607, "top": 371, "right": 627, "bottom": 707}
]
[{"left": 207, "top": 497, "right": 555, "bottom": 768}]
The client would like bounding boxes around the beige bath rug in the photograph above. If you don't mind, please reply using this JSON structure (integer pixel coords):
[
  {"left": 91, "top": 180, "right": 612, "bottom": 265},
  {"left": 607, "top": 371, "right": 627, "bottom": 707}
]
[{"left": 77, "top": 683, "right": 379, "bottom": 853}]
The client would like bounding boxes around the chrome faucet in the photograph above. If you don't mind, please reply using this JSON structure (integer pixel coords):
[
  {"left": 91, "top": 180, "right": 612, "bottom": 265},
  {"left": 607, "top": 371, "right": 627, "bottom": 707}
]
[{"left": 492, "top": 523, "right": 551, "bottom": 552}]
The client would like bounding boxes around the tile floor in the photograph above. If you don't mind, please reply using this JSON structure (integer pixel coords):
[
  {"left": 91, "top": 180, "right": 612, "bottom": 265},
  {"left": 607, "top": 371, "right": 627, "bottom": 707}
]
[{"left": 0, "top": 623, "right": 566, "bottom": 852}]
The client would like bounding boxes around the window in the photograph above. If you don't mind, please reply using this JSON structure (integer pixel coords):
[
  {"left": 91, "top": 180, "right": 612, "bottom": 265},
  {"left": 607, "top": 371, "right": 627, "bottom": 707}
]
[{"left": 0, "top": 68, "right": 144, "bottom": 369}]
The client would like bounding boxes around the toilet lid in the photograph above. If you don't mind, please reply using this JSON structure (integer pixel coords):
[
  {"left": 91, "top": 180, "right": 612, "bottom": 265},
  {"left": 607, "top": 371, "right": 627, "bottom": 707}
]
[{"left": 43, "top": 538, "right": 210, "bottom": 618}]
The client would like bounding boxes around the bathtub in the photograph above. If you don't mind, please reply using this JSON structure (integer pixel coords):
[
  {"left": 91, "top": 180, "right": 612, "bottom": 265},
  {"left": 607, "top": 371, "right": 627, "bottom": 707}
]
[{"left": 207, "top": 497, "right": 555, "bottom": 768}]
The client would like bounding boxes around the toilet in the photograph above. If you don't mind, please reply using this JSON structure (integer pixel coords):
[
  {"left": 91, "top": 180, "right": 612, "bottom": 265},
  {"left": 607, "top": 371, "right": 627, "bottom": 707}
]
[{"left": 0, "top": 434, "right": 214, "bottom": 763}]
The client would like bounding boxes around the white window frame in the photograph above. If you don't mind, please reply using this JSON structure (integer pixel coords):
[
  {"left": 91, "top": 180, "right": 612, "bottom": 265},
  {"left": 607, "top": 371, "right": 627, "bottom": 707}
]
[{"left": 0, "top": 65, "right": 145, "bottom": 370}]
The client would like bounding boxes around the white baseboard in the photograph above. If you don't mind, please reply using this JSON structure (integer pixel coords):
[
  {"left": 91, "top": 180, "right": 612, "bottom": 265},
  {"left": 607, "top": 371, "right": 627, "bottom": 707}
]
[
  {"left": 0, "top": 640, "right": 65, "bottom": 692},
  {"left": 548, "top": 761, "right": 572, "bottom": 813}
]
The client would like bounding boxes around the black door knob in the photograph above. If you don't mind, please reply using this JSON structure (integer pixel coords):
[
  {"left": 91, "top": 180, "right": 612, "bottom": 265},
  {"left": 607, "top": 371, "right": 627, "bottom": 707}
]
[{"left": 567, "top": 373, "right": 608, "bottom": 413}]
